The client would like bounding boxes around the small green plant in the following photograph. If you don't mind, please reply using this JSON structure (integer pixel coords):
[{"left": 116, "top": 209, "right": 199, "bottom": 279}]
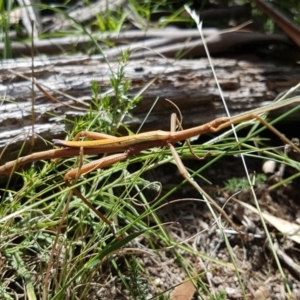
[
  {"left": 224, "top": 173, "right": 266, "bottom": 192},
  {"left": 211, "top": 290, "right": 226, "bottom": 300},
  {"left": 127, "top": 256, "right": 150, "bottom": 299}
]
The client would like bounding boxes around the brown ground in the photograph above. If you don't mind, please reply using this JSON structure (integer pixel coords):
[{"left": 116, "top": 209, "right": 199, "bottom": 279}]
[{"left": 91, "top": 154, "right": 300, "bottom": 300}]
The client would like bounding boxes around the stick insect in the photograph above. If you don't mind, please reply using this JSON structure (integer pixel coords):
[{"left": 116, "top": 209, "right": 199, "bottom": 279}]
[{"left": 1, "top": 96, "right": 300, "bottom": 237}]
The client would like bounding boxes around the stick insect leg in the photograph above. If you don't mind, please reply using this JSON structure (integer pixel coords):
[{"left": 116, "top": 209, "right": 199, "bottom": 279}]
[
  {"left": 171, "top": 113, "right": 211, "bottom": 160},
  {"left": 65, "top": 152, "right": 129, "bottom": 238},
  {"left": 254, "top": 115, "right": 300, "bottom": 154},
  {"left": 168, "top": 114, "right": 241, "bottom": 233}
]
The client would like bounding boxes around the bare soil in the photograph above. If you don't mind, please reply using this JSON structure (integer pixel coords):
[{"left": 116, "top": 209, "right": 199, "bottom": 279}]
[{"left": 90, "top": 153, "right": 300, "bottom": 300}]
